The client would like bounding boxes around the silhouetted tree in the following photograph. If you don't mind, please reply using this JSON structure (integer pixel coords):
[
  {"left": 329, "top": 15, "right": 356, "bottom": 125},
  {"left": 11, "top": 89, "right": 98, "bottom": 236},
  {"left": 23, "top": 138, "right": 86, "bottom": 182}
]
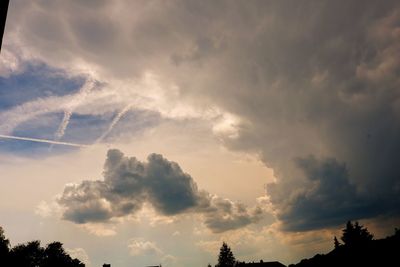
[
  {"left": 341, "top": 220, "right": 373, "bottom": 247},
  {"left": 10, "top": 240, "right": 44, "bottom": 267},
  {"left": 289, "top": 221, "right": 400, "bottom": 267},
  {"left": 43, "top": 242, "right": 84, "bottom": 267},
  {"left": 333, "top": 236, "right": 340, "bottom": 249},
  {"left": 0, "top": 227, "right": 10, "bottom": 265},
  {"left": 216, "top": 242, "right": 236, "bottom": 267},
  {"left": 0, "top": 226, "right": 84, "bottom": 267}
]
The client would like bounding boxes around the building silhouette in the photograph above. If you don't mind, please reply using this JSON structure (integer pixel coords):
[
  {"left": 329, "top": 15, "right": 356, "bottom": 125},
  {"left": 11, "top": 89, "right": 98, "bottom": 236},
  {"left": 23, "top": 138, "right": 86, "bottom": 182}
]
[{"left": 236, "top": 260, "right": 286, "bottom": 267}]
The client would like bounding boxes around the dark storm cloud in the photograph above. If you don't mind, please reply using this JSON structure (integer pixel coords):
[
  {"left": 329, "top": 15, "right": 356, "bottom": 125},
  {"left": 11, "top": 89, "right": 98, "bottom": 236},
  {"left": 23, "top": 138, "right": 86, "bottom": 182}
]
[
  {"left": 7, "top": 0, "right": 400, "bottom": 231},
  {"left": 217, "top": 2, "right": 400, "bottom": 231},
  {"left": 267, "top": 156, "right": 385, "bottom": 232},
  {"left": 58, "top": 149, "right": 263, "bottom": 232}
]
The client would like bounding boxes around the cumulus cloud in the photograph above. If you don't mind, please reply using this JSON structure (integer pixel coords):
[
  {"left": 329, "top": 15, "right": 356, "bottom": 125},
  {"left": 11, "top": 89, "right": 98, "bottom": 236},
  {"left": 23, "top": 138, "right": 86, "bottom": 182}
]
[
  {"left": 201, "top": 196, "right": 264, "bottom": 233},
  {"left": 58, "top": 149, "right": 264, "bottom": 233}
]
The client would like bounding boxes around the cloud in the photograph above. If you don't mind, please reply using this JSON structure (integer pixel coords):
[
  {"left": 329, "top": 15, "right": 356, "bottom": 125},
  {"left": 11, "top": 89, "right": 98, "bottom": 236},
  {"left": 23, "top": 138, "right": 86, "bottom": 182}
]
[
  {"left": 219, "top": 3, "right": 400, "bottom": 231},
  {"left": 267, "top": 156, "right": 375, "bottom": 231},
  {"left": 35, "top": 200, "right": 63, "bottom": 218},
  {"left": 95, "top": 104, "right": 132, "bottom": 143},
  {"left": 201, "top": 196, "right": 264, "bottom": 233},
  {"left": 5, "top": 0, "right": 400, "bottom": 233},
  {"left": 128, "top": 238, "right": 178, "bottom": 267},
  {"left": 53, "top": 78, "right": 95, "bottom": 142},
  {"left": 58, "top": 149, "right": 264, "bottom": 233},
  {"left": 128, "top": 238, "right": 163, "bottom": 256},
  {"left": 79, "top": 223, "right": 117, "bottom": 237},
  {"left": 66, "top": 247, "right": 90, "bottom": 266}
]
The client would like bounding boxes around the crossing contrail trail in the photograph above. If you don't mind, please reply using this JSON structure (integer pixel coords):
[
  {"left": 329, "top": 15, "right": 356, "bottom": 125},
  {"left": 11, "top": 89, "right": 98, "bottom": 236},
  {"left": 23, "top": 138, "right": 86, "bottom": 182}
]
[
  {"left": 55, "top": 110, "right": 72, "bottom": 140},
  {"left": 53, "top": 79, "right": 95, "bottom": 142},
  {"left": 0, "top": 134, "right": 88, "bottom": 148},
  {"left": 95, "top": 104, "right": 132, "bottom": 143}
]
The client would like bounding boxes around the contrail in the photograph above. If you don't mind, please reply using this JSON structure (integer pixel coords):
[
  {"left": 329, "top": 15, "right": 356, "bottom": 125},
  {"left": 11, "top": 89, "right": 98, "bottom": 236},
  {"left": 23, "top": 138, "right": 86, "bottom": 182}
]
[
  {"left": 95, "top": 104, "right": 132, "bottom": 143},
  {"left": 55, "top": 110, "right": 72, "bottom": 140},
  {"left": 50, "top": 110, "right": 73, "bottom": 151},
  {"left": 53, "top": 79, "right": 95, "bottom": 142},
  {"left": 0, "top": 134, "right": 88, "bottom": 148}
]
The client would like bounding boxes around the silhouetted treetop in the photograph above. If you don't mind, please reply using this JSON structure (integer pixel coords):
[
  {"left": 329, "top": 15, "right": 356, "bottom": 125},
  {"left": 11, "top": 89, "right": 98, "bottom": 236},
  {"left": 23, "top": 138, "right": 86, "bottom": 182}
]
[
  {"left": 289, "top": 222, "right": 400, "bottom": 267},
  {"left": 216, "top": 242, "right": 236, "bottom": 267},
  {"left": 333, "top": 236, "right": 340, "bottom": 249},
  {"left": 0, "top": 226, "right": 85, "bottom": 267},
  {"left": 341, "top": 221, "right": 373, "bottom": 247},
  {"left": 0, "top": 227, "right": 10, "bottom": 262}
]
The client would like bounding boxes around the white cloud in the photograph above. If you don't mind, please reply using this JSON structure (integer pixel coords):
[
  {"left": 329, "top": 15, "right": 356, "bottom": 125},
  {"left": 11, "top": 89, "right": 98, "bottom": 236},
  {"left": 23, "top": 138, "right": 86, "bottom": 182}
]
[
  {"left": 0, "top": 47, "right": 23, "bottom": 77},
  {"left": 80, "top": 223, "right": 117, "bottom": 237},
  {"left": 66, "top": 247, "right": 90, "bottom": 266},
  {"left": 35, "top": 200, "right": 63, "bottom": 218},
  {"left": 128, "top": 238, "right": 163, "bottom": 256}
]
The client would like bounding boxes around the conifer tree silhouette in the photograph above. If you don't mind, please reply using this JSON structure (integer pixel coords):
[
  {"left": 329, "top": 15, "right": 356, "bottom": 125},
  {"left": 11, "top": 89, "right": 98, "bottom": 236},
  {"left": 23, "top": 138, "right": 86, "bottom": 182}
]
[
  {"left": 216, "top": 242, "right": 236, "bottom": 267},
  {"left": 341, "top": 220, "right": 373, "bottom": 247},
  {"left": 334, "top": 236, "right": 340, "bottom": 249}
]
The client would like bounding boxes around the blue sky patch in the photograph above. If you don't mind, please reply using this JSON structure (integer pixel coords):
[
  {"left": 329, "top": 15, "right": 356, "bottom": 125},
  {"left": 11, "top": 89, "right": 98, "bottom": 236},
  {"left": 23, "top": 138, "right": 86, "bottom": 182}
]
[{"left": 0, "top": 62, "right": 85, "bottom": 111}]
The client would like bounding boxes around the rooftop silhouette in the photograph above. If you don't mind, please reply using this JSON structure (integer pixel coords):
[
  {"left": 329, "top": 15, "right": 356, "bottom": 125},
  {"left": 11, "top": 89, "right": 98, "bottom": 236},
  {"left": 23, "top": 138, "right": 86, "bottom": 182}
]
[{"left": 236, "top": 260, "right": 286, "bottom": 267}]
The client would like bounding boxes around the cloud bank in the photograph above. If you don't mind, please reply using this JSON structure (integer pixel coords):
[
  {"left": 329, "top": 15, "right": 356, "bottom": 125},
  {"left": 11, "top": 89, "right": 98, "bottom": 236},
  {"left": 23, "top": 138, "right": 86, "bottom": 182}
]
[
  {"left": 58, "top": 149, "right": 263, "bottom": 233},
  {"left": 4, "top": 0, "right": 400, "bottom": 232}
]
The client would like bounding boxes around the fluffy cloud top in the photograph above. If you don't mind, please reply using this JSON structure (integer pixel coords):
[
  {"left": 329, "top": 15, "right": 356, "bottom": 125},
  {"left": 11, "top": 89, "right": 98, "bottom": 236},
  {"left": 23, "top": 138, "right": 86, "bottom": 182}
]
[
  {"left": 58, "top": 149, "right": 263, "bottom": 233},
  {"left": 128, "top": 238, "right": 163, "bottom": 256}
]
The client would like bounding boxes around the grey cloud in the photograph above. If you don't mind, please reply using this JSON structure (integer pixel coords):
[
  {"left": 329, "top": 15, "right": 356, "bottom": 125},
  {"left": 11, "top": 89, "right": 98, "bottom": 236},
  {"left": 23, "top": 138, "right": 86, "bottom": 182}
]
[
  {"left": 145, "top": 153, "right": 199, "bottom": 215},
  {"left": 59, "top": 180, "right": 113, "bottom": 224},
  {"left": 7, "top": 1, "right": 400, "bottom": 231},
  {"left": 58, "top": 149, "right": 263, "bottom": 232},
  {"left": 202, "top": 198, "right": 264, "bottom": 233},
  {"left": 221, "top": 2, "right": 400, "bottom": 231},
  {"left": 267, "top": 156, "right": 379, "bottom": 231}
]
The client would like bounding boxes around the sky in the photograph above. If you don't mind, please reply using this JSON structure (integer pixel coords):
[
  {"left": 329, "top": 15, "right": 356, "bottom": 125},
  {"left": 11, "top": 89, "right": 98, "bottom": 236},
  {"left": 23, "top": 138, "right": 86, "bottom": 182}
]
[{"left": 1, "top": 0, "right": 400, "bottom": 266}]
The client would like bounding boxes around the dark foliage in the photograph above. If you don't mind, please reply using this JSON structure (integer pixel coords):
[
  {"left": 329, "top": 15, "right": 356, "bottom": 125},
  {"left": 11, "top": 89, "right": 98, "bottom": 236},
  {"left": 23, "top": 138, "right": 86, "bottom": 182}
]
[
  {"left": 333, "top": 236, "right": 340, "bottom": 249},
  {"left": 0, "top": 227, "right": 10, "bottom": 263},
  {"left": 0, "top": 226, "right": 85, "bottom": 267},
  {"left": 216, "top": 242, "right": 236, "bottom": 267},
  {"left": 341, "top": 221, "right": 373, "bottom": 247},
  {"left": 288, "top": 221, "right": 400, "bottom": 267}
]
